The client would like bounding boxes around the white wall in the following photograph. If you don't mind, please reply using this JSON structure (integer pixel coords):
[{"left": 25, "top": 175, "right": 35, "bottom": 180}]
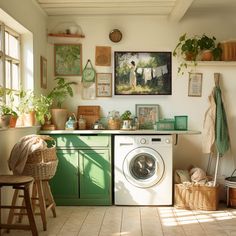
[{"left": 47, "top": 13, "right": 236, "bottom": 177}]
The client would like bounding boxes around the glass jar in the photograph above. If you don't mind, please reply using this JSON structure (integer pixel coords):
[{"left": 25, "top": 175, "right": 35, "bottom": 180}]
[
  {"left": 78, "top": 115, "right": 86, "bottom": 130},
  {"left": 107, "top": 111, "right": 121, "bottom": 130}
]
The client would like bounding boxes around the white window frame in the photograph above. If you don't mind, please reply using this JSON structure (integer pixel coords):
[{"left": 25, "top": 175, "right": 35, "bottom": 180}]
[{"left": 0, "top": 22, "right": 21, "bottom": 103}]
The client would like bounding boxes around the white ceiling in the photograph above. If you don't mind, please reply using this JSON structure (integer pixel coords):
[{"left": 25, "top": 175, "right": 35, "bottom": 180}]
[{"left": 35, "top": 0, "right": 236, "bottom": 22}]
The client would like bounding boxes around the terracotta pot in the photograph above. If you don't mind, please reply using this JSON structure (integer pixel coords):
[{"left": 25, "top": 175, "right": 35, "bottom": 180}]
[
  {"left": 0, "top": 114, "right": 11, "bottom": 128},
  {"left": 51, "top": 108, "right": 68, "bottom": 130},
  {"left": 201, "top": 50, "right": 213, "bottom": 61},
  {"left": 9, "top": 115, "right": 18, "bottom": 128},
  {"left": 184, "top": 52, "right": 196, "bottom": 61},
  {"left": 23, "top": 111, "right": 36, "bottom": 126}
]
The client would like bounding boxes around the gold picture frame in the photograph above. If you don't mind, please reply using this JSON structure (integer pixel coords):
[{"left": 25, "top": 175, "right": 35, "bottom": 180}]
[
  {"left": 188, "top": 72, "right": 203, "bottom": 97},
  {"left": 96, "top": 73, "right": 112, "bottom": 97},
  {"left": 40, "top": 56, "right": 47, "bottom": 89}
]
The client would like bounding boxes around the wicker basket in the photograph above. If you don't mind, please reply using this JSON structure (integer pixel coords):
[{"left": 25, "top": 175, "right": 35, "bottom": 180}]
[
  {"left": 174, "top": 183, "right": 219, "bottom": 211},
  {"left": 108, "top": 119, "right": 121, "bottom": 130},
  {"left": 21, "top": 139, "right": 58, "bottom": 180}
]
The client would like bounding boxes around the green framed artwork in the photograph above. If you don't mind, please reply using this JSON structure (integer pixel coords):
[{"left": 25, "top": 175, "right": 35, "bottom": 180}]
[{"left": 54, "top": 44, "right": 82, "bottom": 76}]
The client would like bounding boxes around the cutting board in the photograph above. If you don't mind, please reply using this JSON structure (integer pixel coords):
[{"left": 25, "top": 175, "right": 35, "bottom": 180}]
[{"left": 77, "top": 106, "right": 100, "bottom": 129}]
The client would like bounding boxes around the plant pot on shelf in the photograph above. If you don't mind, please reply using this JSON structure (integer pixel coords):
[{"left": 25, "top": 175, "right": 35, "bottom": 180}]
[
  {"left": 184, "top": 52, "right": 197, "bottom": 61},
  {"left": 51, "top": 108, "right": 68, "bottom": 130},
  {"left": 201, "top": 50, "right": 213, "bottom": 61},
  {"left": 122, "top": 120, "right": 132, "bottom": 129}
]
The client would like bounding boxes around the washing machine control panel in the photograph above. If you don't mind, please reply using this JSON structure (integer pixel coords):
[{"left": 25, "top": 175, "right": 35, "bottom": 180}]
[
  {"left": 138, "top": 136, "right": 172, "bottom": 145},
  {"left": 165, "top": 138, "right": 171, "bottom": 144}
]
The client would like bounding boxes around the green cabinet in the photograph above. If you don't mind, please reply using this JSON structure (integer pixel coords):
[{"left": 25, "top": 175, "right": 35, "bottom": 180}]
[{"left": 49, "top": 134, "right": 111, "bottom": 206}]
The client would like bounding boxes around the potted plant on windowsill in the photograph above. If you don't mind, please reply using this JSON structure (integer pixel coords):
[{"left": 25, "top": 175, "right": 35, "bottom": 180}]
[
  {"left": 0, "top": 87, "right": 19, "bottom": 128},
  {"left": 34, "top": 94, "right": 53, "bottom": 126},
  {"left": 17, "top": 89, "right": 36, "bottom": 126},
  {"left": 47, "top": 77, "right": 77, "bottom": 130},
  {"left": 0, "top": 104, "right": 18, "bottom": 128}
]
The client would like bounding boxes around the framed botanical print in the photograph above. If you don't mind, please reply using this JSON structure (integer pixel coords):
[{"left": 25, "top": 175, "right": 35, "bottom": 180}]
[
  {"left": 188, "top": 72, "right": 203, "bottom": 97},
  {"left": 54, "top": 44, "right": 82, "bottom": 76},
  {"left": 96, "top": 73, "right": 112, "bottom": 97},
  {"left": 136, "top": 104, "right": 159, "bottom": 129},
  {"left": 40, "top": 56, "right": 47, "bottom": 89}
]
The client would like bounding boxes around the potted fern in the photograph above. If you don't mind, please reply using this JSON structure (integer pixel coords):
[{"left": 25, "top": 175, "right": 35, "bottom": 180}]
[{"left": 48, "top": 77, "right": 77, "bottom": 130}]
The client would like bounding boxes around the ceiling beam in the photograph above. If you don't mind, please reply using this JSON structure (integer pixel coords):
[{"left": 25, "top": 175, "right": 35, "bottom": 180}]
[{"left": 168, "top": 0, "right": 194, "bottom": 22}]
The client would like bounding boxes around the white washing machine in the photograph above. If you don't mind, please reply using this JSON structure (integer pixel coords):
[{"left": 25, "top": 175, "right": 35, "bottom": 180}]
[{"left": 114, "top": 135, "right": 173, "bottom": 205}]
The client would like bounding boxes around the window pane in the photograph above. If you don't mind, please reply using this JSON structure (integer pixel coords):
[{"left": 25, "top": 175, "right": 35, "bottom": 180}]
[
  {"left": 12, "top": 63, "right": 19, "bottom": 90},
  {"left": 9, "top": 34, "right": 19, "bottom": 59},
  {"left": 5, "top": 60, "right": 11, "bottom": 88},
  {"left": 0, "top": 28, "right": 2, "bottom": 51},
  {"left": 0, "top": 59, "right": 3, "bottom": 87},
  {"left": 5, "top": 31, "right": 9, "bottom": 55}
]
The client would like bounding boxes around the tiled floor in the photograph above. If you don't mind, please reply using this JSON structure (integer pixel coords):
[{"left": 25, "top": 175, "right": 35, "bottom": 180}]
[{"left": 2, "top": 204, "right": 236, "bottom": 236}]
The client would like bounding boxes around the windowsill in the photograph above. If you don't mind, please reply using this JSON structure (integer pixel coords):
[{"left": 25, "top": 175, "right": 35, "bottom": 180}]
[{"left": 0, "top": 126, "right": 41, "bottom": 132}]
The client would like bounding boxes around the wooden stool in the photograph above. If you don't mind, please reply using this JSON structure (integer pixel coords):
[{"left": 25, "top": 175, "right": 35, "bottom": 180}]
[
  {"left": 31, "top": 179, "right": 56, "bottom": 231},
  {"left": 0, "top": 175, "right": 38, "bottom": 236},
  {"left": 16, "top": 179, "right": 56, "bottom": 231}
]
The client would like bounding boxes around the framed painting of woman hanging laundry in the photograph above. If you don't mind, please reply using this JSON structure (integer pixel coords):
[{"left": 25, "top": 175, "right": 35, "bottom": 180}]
[{"left": 114, "top": 51, "right": 172, "bottom": 95}]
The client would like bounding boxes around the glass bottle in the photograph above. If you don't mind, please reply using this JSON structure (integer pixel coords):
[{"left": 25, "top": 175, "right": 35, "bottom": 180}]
[{"left": 78, "top": 115, "right": 86, "bottom": 130}]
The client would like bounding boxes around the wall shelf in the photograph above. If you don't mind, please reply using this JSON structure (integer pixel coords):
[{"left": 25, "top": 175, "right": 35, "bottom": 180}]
[
  {"left": 188, "top": 61, "right": 236, "bottom": 66},
  {"left": 48, "top": 33, "right": 85, "bottom": 38}
]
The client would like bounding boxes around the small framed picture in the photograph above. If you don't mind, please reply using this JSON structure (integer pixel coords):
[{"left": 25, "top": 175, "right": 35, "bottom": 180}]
[
  {"left": 96, "top": 73, "right": 112, "bottom": 97},
  {"left": 40, "top": 56, "right": 47, "bottom": 89},
  {"left": 188, "top": 72, "right": 203, "bottom": 97},
  {"left": 95, "top": 46, "right": 111, "bottom": 66},
  {"left": 136, "top": 104, "right": 159, "bottom": 129}
]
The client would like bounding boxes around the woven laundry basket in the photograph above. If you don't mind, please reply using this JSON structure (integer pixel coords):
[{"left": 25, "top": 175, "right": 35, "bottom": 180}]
[
  {"left": 174, "top": 183, "right": 219, "bottom": 211},
  {"left": 21, "top": 138, "right": 58, "bottom": 180}
]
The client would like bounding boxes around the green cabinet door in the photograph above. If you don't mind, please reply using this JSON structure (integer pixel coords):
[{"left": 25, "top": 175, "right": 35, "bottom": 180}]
[
  {"left": 79, "top": 149, "right": 111, "bottom": 202},
  {"left": 50, "top": 149, "right": 79, "bottom": 199}
]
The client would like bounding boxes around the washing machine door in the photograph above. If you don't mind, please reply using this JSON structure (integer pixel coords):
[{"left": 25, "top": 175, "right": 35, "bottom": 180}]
[{"left": 123, "top": 147, "right": 164, "bottom": 188}]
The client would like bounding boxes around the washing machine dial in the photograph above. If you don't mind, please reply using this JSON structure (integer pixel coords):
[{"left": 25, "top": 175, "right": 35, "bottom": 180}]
[{"left": 140, "top": 138, "right": 147, "bottom": 145}]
